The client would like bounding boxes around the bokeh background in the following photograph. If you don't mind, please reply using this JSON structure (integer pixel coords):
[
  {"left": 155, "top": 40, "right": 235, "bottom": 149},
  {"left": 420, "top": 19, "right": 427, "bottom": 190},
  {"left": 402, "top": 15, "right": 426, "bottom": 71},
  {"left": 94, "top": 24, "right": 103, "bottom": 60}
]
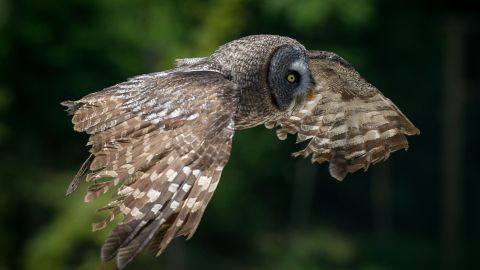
[{"left": 0, "top": 0, "right": 479, "bottom": 269}]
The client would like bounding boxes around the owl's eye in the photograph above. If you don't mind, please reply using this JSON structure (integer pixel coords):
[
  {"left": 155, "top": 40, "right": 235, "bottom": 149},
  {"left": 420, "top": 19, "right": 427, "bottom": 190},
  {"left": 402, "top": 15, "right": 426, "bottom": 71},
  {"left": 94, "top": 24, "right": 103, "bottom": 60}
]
[{"left": 286, "top": 71, "right": 299, "bottom": 84}]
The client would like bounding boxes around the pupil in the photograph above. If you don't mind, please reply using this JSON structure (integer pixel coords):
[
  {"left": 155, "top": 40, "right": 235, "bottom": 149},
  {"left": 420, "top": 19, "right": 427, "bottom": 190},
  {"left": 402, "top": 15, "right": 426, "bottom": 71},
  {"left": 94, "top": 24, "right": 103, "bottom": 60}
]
[{"left": 286, "top": 71, "right": 300, "bottom": 84}]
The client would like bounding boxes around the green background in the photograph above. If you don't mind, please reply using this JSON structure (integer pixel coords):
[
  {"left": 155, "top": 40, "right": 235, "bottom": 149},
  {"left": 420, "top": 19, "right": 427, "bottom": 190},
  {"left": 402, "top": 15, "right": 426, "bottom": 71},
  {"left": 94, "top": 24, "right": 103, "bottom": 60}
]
[{"left": 0, "top": 0, "right": 478, "bottom": 269}]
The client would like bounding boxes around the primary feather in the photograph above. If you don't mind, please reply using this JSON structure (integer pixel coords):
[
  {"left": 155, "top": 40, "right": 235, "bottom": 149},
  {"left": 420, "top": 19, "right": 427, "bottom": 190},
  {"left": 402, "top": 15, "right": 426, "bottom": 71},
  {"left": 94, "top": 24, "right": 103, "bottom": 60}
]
[{"left": 64, "top": 70, "right": 239, "bottom": 268}]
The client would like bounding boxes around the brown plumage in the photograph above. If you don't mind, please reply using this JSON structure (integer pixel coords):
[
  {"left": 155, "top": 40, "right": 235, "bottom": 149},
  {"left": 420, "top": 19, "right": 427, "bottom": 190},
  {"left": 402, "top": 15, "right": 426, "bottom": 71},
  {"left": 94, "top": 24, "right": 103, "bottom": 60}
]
[{"left": 62, "top": 35, "right": 419, "bottom": 268}]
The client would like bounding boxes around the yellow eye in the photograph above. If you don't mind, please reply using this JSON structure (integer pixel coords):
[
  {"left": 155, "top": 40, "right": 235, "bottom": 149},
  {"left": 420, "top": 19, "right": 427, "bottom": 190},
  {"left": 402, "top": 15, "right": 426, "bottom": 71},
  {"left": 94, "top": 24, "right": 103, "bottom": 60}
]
[{"left": 286, "top": 72, "right": 297, "bottom": 83}]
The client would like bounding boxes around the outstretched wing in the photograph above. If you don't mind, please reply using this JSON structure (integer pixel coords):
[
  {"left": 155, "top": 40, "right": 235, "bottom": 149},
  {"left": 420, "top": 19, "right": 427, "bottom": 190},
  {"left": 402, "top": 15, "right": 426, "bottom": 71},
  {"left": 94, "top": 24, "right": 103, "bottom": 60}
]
[
  {"left": 267, "top": 51, "right": 419, "bottom": 180},
  {"left": 62, "top": 70, "right": 239, "bottom": 268}
]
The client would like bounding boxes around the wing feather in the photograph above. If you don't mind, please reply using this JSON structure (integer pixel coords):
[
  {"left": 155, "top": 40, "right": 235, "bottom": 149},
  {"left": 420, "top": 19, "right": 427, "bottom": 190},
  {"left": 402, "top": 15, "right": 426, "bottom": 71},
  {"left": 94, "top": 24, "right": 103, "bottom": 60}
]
[
  {"left": 269, "top": 51, "right": 419, "bottom": 180},
  {"left": 63, "top": 70, "right": 239, "bottom": 269}
]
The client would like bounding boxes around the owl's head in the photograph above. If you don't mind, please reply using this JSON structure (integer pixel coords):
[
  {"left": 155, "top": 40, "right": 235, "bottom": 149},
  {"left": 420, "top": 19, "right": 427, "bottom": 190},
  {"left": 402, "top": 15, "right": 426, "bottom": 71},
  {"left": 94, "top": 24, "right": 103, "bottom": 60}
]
[{"left": 209, "top": 35, "right": 315, "bottom": 127}]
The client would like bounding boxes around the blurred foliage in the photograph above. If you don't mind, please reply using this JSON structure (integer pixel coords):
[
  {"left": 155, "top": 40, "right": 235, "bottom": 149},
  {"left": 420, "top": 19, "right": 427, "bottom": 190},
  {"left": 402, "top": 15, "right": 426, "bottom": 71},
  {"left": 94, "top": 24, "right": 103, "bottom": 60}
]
[
  {"left": 261, "top": 0, "right": 375, "bottom": 31},
  {"left": 0, "top": 0, "right": 479, "bottom": 269}
]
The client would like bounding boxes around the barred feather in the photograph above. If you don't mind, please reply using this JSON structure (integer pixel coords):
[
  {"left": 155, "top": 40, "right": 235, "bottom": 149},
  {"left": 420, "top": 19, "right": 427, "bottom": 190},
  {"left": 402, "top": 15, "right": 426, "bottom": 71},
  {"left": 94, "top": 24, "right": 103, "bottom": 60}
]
[
  {"left": 63, "top": 70, "right": 239, "bottom": 269},
  {"left": 269, "top": 51, "right": 419, "bottom": 180}
]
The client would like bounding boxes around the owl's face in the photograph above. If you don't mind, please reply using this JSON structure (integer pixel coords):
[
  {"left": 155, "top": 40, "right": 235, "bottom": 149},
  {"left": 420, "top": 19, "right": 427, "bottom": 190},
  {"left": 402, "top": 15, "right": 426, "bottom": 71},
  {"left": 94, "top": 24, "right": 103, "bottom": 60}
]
[{"left": 268, "top": 45, "right": 314, "bottom": 111}]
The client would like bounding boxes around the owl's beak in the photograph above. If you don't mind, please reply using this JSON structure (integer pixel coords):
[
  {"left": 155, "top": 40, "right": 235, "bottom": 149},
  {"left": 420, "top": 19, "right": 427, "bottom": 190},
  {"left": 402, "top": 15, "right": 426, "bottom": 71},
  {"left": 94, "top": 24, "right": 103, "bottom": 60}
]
[
  {"left": 292, "top": 87, "right": 316, "bottom": 112},
  {"left": 306, "top": 88, "right": 315, "bottom": 101}
]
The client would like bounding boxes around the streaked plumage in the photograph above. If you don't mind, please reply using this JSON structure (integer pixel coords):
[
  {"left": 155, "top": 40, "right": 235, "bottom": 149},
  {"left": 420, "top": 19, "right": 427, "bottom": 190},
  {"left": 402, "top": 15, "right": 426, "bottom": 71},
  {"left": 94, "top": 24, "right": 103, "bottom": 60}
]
[{"left": 62, "top": 35, "right": 419, "bottom": 268}]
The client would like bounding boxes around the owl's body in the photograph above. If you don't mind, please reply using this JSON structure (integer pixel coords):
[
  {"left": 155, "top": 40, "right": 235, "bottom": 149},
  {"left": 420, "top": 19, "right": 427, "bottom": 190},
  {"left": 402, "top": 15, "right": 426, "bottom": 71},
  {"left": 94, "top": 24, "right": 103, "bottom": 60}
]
[{"left": 62, "top": 35, "right": 419, "bottom": 268}]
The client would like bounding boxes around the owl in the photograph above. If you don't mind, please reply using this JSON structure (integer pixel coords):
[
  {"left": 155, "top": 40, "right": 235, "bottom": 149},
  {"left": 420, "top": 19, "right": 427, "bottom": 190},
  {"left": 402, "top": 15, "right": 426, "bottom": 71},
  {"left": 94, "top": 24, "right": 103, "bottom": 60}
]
[{"left": 62, "top": 35, "right": 419, "bottom": 268}]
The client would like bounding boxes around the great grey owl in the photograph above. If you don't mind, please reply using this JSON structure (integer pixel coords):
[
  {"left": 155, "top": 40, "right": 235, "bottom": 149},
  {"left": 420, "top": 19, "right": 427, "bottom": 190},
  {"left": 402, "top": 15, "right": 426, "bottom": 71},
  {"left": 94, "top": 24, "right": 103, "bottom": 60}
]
[{"left": 62, "top": 35, "right": 419, "bottom": 268}]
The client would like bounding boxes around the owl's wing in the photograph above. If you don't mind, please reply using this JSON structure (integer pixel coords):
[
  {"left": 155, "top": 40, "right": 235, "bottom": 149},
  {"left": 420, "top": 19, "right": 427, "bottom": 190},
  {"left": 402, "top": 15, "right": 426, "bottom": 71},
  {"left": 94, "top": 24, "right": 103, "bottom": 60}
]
[
  {"left": 267, "top": 51, "right": 420, "bottom": 180},
  {"left": 62, "top": 70, "right": 239, "bottom": 269}
]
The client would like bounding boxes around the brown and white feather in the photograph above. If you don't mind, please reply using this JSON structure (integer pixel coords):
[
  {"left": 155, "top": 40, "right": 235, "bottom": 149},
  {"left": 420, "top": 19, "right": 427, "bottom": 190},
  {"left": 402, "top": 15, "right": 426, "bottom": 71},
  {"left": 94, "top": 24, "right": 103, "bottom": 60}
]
[
  {"left": 63, "top": 70, "right": 239, "bottom": 269},
  {"left": 268, "top": 51, "right": 420, "bottom": 180}
]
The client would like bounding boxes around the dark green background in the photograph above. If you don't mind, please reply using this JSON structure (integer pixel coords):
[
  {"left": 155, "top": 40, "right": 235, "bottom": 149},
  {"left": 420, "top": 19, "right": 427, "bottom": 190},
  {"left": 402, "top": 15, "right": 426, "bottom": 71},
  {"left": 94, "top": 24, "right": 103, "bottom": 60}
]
[{"left": 0, "top": 0, "right": 478, "bottom": 269}]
